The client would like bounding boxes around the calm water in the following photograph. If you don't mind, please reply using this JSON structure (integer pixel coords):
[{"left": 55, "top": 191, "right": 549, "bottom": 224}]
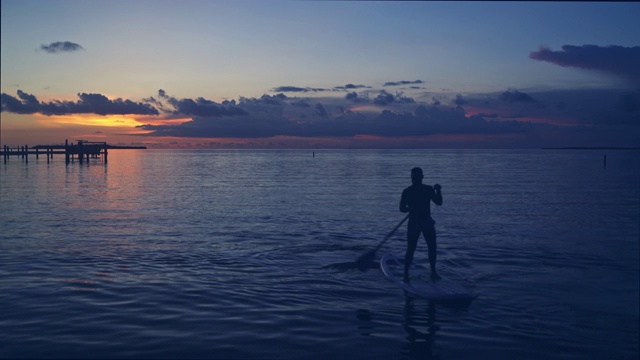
[{"left": 1, "top": 149, "right": 638, "bottom": 359}]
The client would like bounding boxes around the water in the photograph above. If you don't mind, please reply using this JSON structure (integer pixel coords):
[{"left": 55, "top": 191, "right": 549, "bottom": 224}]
[{"left": 1, "top": 149, "right": 638, "bottom": 359}]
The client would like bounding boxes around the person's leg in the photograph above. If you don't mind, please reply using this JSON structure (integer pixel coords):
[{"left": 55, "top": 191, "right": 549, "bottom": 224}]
[
  {"left": 404, "top": 223, "right": 419, "bottom": 283},
  {"left": 424, "top": 225, "right": 439, "bottom": 279}
]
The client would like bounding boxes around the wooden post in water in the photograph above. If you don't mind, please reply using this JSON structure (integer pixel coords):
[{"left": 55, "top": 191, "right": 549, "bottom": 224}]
[
  {"left": 104, "top": 144, "right": 108, "bottom": 164},
  {"left": 65, "top": 139, "right": 70, "bottom": 164},
  {"left": 24, "top": 145, "right": 28, "bottom": 164},
  {"left": 604, "top": 154, "right": 607, "bottom": 169}
]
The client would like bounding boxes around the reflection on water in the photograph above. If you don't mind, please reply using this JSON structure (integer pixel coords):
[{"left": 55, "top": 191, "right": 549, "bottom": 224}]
[
  {"left": 401, "top": 299, "right": 440, "bottom": 360},
  {"left": 355, "top": 309, "right": 375, "bottom": 337}
]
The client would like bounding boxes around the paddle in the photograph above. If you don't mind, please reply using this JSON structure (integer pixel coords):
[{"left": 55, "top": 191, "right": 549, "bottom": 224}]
[{"left": 356, "top": 213, "right": 410, "bottom": 266}]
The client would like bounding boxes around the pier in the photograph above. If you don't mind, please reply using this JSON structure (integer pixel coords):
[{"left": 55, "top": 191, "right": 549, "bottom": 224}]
[{"left": 1, "top": 140, "right": 146, "bottom": 164}]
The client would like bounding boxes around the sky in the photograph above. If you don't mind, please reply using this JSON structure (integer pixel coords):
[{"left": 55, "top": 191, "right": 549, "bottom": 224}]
[{"left": 1, "top": 0, "right": 639, "bottom": 149}]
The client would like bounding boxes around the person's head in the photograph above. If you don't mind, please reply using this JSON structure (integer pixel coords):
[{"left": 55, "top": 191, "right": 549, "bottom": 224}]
[{"left": 411, "top": 167, "right": 423, "bottom": 185}]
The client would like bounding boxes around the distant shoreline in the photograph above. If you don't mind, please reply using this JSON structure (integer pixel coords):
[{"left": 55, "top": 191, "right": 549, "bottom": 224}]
[
  {"left": 542, "top": 147, "right": 640, "bottom": 150},
  {"left": 106, "top": 145, "right": 147, "bottom": 150}
]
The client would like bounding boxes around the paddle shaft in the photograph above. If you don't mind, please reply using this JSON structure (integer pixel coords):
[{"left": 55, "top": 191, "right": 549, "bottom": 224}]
[{"left": 371, "top": 213, "right": 410, "bottom": 253}]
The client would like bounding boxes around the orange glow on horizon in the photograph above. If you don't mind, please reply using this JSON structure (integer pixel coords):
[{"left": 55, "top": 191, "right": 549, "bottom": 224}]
[
  {"left": 36, "top": 114, "right": 143, "bottom": 128},
  {"left": 463, "top": 106, "right": 578, "bottom": 126},
  {"left": 347, "top": 105, "right": 382, "bottom": 113},
  {"left": 30, "top": 113, "right": 193, "bottom": 130},
  {"left": 133, "top": 116, "right": 192, "bottom": 126}
]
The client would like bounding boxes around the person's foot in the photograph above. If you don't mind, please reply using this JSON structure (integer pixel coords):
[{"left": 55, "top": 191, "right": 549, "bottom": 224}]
[
  {"left": 430, "top": 272, "right": 441, "bottom": 281},
  {"left": 403, "top": 275, "right": 410, "bottom": 284}
]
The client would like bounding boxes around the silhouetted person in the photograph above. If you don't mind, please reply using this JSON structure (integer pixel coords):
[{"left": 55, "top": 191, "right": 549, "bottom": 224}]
[{"left": 400, "top": 167, "right": 442, "bottom": 283}]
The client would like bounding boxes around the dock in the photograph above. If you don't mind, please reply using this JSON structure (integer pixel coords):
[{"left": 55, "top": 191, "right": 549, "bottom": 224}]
[{"left": 1, "top": 140, "right": 146, "bottom": 164}]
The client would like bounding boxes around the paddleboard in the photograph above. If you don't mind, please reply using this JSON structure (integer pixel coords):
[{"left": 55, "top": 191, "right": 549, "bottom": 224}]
[{"left": 380, "top": 253, "right": 474, "bottom": 301}]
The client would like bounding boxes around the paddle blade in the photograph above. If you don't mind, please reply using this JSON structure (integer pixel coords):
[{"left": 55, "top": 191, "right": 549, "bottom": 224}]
[
  {"left": 354, "top": 214, "right": 409, "bottom": 270},
  {"left": 356, "top": 249, "right": 376, "bottom": 264}
]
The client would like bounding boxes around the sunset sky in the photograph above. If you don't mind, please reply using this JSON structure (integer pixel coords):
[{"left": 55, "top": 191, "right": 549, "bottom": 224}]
[{"left": 1, "top": 0, "right": 639, "bottom": 148}]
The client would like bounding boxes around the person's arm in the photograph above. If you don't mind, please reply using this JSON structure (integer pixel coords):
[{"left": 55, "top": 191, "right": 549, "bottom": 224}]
[
  {"left": 400, "top": 189, "right": 409, "bottom": 213},
  {"left": 432, "top": 184, "right": 443, "bottom": 206}
]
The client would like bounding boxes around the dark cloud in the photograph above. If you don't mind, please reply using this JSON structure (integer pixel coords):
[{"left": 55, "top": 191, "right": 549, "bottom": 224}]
[
  {"left": 383, "top": 80, "right": 424, "bottom": 87},
  {"left": 500, "top": 89, "right": 535, "bottom": 103},
  {"left": 136, "top": 94, "right": 536, "bottom": 140},
  {"left": 315, "top": 103, "right": 328, "bottom": 117},
  {"left": 529, "top": 45, "right": 640, "bottom": 84},
  {"left": 138, "top": 115, "right": 290, "bottom": 138},
  {"left": 41, "top": 41, "right": 84, "bottom": 53},
  {"left": 271, "top": 86, "right": 327, "bottom": 93},
  {"left": 374, "top": 91, "right": 394, "bottom": 106},
  {"left": 239, "top": 93, "right": 288, "bottom": 106},
  {"left": 6, "top": 84, "right": 637, "bottom": 148},
  {"left": 153, "top": 90, "right": 248, "bottom": 117},
  {"left": 1, "top": 90, "right": 159, "bottom": 115},
  {"left": 142, "top": 86, "right": 625, "bottom": 142},
  {"left": 396, "top": 93, "right": 415, "bottom": 104},
  {"left": 462, "top": 88, "right": 640, "bottom": 128},
  {"left": 333, "top": 84, "right": 370, "bottom": 91},
  {"left": 1, "top": 89, "right": 248, "bottom": 117},
  {"left": 453, "top": 94, "right": 467, "bottom": 106},
  {"left": 141, "top": 95, "right": 168, "bottom": 113},
  {"left": 346, "top": 92, "right": 363, "bottom": 102},
  {"left": 291, "top": 100, "right": 311, "bottom": 108},
  {"left": 369, "top": 107, "right": 534, "bottom": 137},
  {"left": 168, "top": 97, "right": 247, "bottom": 116},
  {"left": 373, "top": 90, "right": 415, "bottom": 106}
]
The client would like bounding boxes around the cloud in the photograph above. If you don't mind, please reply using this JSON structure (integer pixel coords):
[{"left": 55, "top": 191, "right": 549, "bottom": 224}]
[
  {"left": 383, "top": 80, "right": 424, "bottom": 87},
  {"left": 315, "top": 103, "right": 328, "bottom": 117},
  {"left": 5, "top": 84, "right": 638, "bottom": 148},
  {"left": 271, "top": 86, "right": 328, "bottom": 93},
  {"left": 373, "top": 91, "right": 395, "bottom": 106},
  {"left": 373, "top": 90, "right": 415, "bottom": 106},
  {"left": 453, "top": 94, "right": 466, "bottom": 106},
  {"left": 134, "top": 87, "right": 542, "bottom": 140},
  {"left": 291, "top": 100, "right": 311, "bottom": 108},
  {"left": 1, "top": 90, "right": 159, "bottom": 115},
  {"left": 273, "top": 84, "right": 373, "bottom": 93},
  {"left": 138, "top": 115, "right": 290, "bottom": 138},
  {"left": 152, "top": 89, "right": 248, "bottom": 117},
  {"left": 461, "top": 87, "right": 640, "bottom": 127},
  {"left": 239, "top": 93, "right": 289, "bottom": 106},
  {"left": 40, "top": 41, "right": 84, "bottom": 53},
  {"left": 346, "top": 92, "right": 363, "bottom": 103},
  {"left": 500, "top": 89, "right": 535, "bottom": 103},
  {"left": 529, "top": 45, "right": 640, "bottom": 84},
  {"left": 333, "top": 84, "right": 370, "bottom": 91}
]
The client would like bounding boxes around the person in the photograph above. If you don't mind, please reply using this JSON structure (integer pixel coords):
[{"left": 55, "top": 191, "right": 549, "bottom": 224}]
[{"left": 399, "top": 167, "right": 443, "bottom": 282}]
